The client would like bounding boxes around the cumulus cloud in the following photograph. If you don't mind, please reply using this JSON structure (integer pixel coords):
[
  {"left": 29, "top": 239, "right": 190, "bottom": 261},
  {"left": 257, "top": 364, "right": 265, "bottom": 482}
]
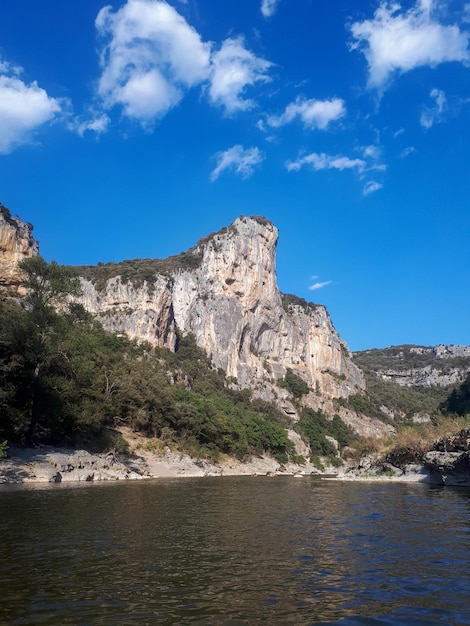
[
  {"left": 96, "top": 0, "right": 211, "bottom": 122},
  {"left": 309, "top": 279, "right": 332, "bottom": 291},
  {"left": 420, "top": 87, "right": 447, "bottom": 128},
  {"left": 267, "top": 97, "right": 346, "bottom": 130},
  {"left": 261, "top": 0, "right": 280, "bottom": 18},
  {"left": 208, "top": 37, "right": 272, "bottom": 114},
  {"left": 350, "top": 0, "right": 470, "bottom": 90},
  {"left": 210, "top": 145, "right": 264, "bottom": 181},
  {"left": 0, "top": 62, "right": 62, "bottom": 154},
  {"left": 95, "top": 2, "right": 271, "bottom": 121},
  {"left": 363, "top": 180, "right": 383, "bottom": 195},
  {"left": 286, "top": 152, "right": 366, "bottom": 172}
]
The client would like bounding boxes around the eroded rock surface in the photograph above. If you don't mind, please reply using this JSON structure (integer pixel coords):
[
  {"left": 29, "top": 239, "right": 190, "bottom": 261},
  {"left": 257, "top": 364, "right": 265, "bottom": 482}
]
[
  {"left": 0, "top": 204, "right": 38, "bottom": 297},
  {"left": 423, "top": 428, "right": 470, "bottom": 485},
  {"left": 78, "top": 217, "right": 378, "bottom": 434}
]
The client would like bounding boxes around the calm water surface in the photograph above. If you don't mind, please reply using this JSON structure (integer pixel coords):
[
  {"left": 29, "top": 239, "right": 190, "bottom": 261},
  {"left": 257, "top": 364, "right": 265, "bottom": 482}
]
[{"left": 1, "top": 477, "right": 470, "bottom": 625}]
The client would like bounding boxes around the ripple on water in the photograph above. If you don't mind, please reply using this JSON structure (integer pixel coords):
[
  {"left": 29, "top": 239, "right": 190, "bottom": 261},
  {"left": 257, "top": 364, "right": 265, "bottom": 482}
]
[{"left": 1, "top": 479, "right": 470, "bottom": 624}]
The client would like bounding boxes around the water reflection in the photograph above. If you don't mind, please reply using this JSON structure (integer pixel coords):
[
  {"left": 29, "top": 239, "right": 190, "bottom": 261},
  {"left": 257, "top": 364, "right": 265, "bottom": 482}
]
[{"left": 1, "top": 478, "right": 470, "bottom": 624}]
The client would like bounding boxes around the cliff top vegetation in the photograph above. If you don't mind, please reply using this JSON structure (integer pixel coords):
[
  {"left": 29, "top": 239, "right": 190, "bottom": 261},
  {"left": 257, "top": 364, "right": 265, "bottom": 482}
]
[
  {"left": 75, "top": 215, "right": 275, "bottom": 292},
  {"left": 354, "top": 345, "right": 470, "bottom": 373},
  {"left": 76, "top": 250, "right": 204, "bottom": 291},
  {"left": 0, "top": 202, "right": 25, "bottom": 229}
]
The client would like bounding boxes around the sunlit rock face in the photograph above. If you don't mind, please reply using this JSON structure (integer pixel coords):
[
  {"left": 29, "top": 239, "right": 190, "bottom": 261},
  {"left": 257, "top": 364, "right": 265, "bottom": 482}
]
[
  {"left": 0, "top": 204, "right": 39, "bottom": 297},
  {"left": 1, "top": 206, "right": 383, "bottom": 435},
  {"left": 78, "top": 216, "right": 376, "bottom": 432}
]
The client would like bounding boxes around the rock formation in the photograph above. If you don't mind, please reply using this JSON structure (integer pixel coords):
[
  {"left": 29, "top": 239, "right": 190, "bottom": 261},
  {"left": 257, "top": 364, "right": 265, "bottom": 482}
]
[
  {"left": 78, "top": 216, "right": 373, "bottom": 427},
  {"left": 0, "top": 203, "right": 39, "bottom": 297},
  {"left": 1, "top": 207, "right": 391, "bottom": 437},
  {"left": 356, "top": 344, "right": 470, "bottom": 388},
  {"left": 423, "top": 428, "right": 470, "bottom": 486}
]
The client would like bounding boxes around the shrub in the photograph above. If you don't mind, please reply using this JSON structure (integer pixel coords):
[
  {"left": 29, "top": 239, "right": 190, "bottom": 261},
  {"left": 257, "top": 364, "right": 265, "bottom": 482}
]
[{"left": 278, "top": 368, "right": 310, "bottom": 399}]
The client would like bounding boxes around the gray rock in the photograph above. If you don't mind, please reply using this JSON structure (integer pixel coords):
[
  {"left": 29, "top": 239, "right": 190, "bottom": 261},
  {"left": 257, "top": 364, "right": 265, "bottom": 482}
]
[{"left": 423, "top": 450, "right": 470, "bottom": 486}]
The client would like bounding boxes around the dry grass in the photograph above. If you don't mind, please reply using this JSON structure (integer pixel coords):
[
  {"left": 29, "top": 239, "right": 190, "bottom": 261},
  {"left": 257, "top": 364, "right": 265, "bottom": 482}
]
[
  {"left": 344, "top": 415, "right": 470, "bottom": 464},
  {"left": 393, "top": 416, "right": 470, "bottom": 450}
]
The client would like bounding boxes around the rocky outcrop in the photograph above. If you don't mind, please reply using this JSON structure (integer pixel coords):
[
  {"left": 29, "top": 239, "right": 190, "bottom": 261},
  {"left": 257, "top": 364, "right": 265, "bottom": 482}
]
[
  {"left": 78, "top": 216, "right": 374, "bottom": 432},
  {"left": 345, "top": 427, "right": 470, "bottom": 486},
  {"left": 415, "top": 345, "right": 470, "bottom": 359},
  {"left": 378, "top": 365, "right": 469, "bottom": 388},
  {"left": 423, "top": 428, "right": 470, "bottom": 486},
  {"left": 0, "top": 446, "right": 148, "bottom": 483},
  {"left": 0, "top": 203, "right": 39, "bottom": 297},
  {"left": 357, "top": 344, "right": 470, "bottom": 388},
  {"left": 1, "top": 208, "right": 386, "bottom": 437}
]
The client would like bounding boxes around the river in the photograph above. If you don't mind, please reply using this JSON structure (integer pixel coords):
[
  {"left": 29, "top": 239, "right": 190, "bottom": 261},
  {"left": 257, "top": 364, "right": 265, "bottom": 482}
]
[{"left": 1, "top": 477, "right": 470, "bottom": 625}]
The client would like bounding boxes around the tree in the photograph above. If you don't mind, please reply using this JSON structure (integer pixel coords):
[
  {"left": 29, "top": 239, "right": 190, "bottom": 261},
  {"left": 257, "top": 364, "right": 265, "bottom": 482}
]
[
  {"left": 16, "top": 257, "right": 82, "bottom": 440},
  {"left": 283, "top": 368, "right": 310, "bottom": 399},
  {"left": 440, "top": 375, "right": 470, "bottom": 417}
]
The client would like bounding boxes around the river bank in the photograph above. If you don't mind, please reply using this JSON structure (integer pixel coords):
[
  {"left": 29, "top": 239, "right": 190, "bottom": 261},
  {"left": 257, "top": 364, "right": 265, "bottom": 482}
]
[
  {"left": 4, "top": 426, "right": 470, "bottom": 485},
  {"left": 0, "top": 443, "right": 322, "bottom": 484},
  {"left": 0, "top": 443, "right": 435, "bottom": 485}
]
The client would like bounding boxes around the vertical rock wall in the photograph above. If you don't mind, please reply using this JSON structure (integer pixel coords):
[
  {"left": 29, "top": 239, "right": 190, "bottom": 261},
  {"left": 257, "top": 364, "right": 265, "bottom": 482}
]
[
  {"left": 78, "top": 216, "right": 366, "bottom": 415},
  {"left": 0, "top": 204, "right": 39, "bottom": 297}
]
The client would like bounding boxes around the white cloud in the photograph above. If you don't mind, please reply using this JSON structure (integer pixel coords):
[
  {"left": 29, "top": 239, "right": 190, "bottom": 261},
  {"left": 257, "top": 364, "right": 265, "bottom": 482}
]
[
  {"left": 96, "top": 3, "right": 271, "bottom": 121},
  {"left": 362, "top": 144, "right": 381, "bottom": 159},
  {"left": 420, "top": 87, "right": 447, "bottom": 128},
  {"left": 96, "top": 0, "right": 211, "bottom": 122},
  {"left": 286, "top": 152, "right": 366, "bottom": 172},
  {"left": 350, "top": 0, "right": 470, "bottom": 90},
  {"left": 208, "top": 37, "right": 272, "bottom": 114},
  {"left": 0, "top": 60, "right": 22, "bottom": 76},
  {"left": 261, "top": 0, "right": 280, "bottom": 18},
  {"left": 363, "top": 180, "right": 383, "bottom": 195},
  {"left": 464, "top": 4, "right": 470, "bottom": 24},
  {"left": 267, "top": 97, "right": 346, "bottom": 130},
  {"left": 70, "top": 112, "right": 110, "bottom": 137},
  {"left": 309, "top": 280, "right": 332, "bottom": 291},
  {"left": 210, "top": 145, "right": 264, "bottom": 181},
  {"left": 0, "top": 64, "right": 62, "bottom": 154},
  {"left": 400, "top": 145, "right": 416, "bottom": 157}
]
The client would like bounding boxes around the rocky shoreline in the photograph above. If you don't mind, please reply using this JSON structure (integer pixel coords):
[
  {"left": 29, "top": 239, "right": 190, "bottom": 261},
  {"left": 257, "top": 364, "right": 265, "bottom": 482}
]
[
  {"left": 0, "top": 444, "right": 322, "bottom": 485},
  {"left": 2, "top": 427, "right": 470, "bottom": 486},
  {"left": 0, "top": 445, "right": 437, "bottom": 486}
]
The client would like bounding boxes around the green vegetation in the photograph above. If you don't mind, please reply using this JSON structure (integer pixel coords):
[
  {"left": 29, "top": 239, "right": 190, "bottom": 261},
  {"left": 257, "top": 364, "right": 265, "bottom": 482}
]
[
  {"left": 0, "top": 257, "right": 293, "bottom": 462},
  {"left": 277, "top": 368, "right": 310, "bottom": 398},
  {"left": 297, "top": 408, "right": 353, "bottom": 464},
  {"left": 1, "top": 202, "right": 21, "bottom": 227},
  {"left": 281, "top": 293, "right": 320, "bottom": 313},
  {"left": 350, "top": 347, "right": 469, "bottom": 423},
  {"left": 0, "top": 440, "right": 7, "bottom": 459},
  {"left": 76, "top": 249, "right": 203, "bottom": 293},
  {"left": 75, "top": 216, "right": 273, "bottom": 294},
  {"left": 440, "top": 374, "right": 470, "bottom": 416},
  {"left": 356, "top": 345, "right": 470, "bottom": 371}
]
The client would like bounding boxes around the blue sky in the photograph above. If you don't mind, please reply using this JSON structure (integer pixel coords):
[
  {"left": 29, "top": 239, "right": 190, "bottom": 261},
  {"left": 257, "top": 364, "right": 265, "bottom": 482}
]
[{"left": 0, "top": 0, "right": 469, "bottom": 351}]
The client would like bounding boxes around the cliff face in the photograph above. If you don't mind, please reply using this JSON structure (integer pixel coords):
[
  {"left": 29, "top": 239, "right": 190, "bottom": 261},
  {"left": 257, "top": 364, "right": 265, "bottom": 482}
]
[
  {"left": 79, "top": 216, "right": 367, "bottom": 422},
  {"left": 355, "top": 345, "right": 470, "bottom": 388},
  {"left": 1, "top": 208, "right": 382, "bottom": 436},
  {"left": 0, "top": 204, "right": 39, "bottom": 297}
]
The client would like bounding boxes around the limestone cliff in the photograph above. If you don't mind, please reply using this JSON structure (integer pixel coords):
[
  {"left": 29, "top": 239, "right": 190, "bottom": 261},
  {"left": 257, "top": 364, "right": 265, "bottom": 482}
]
[
  {"left": 1, "top": 208, "right": 386, "bottom": 437},
  {"left": 0, "top": 203, "right": 39, "bottom": 297},
  {"left": 355, "top": 344, "right": 470, "bottom": 388},
  {"left": 78, "top": 216, "right": 371, "bottom": 429}
]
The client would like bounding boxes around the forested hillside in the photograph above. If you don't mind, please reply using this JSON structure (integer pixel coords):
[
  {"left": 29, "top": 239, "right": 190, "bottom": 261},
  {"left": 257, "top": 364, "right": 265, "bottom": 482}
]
[{"left": 352, "top": 346, "right": 470, "bottom": 423}]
